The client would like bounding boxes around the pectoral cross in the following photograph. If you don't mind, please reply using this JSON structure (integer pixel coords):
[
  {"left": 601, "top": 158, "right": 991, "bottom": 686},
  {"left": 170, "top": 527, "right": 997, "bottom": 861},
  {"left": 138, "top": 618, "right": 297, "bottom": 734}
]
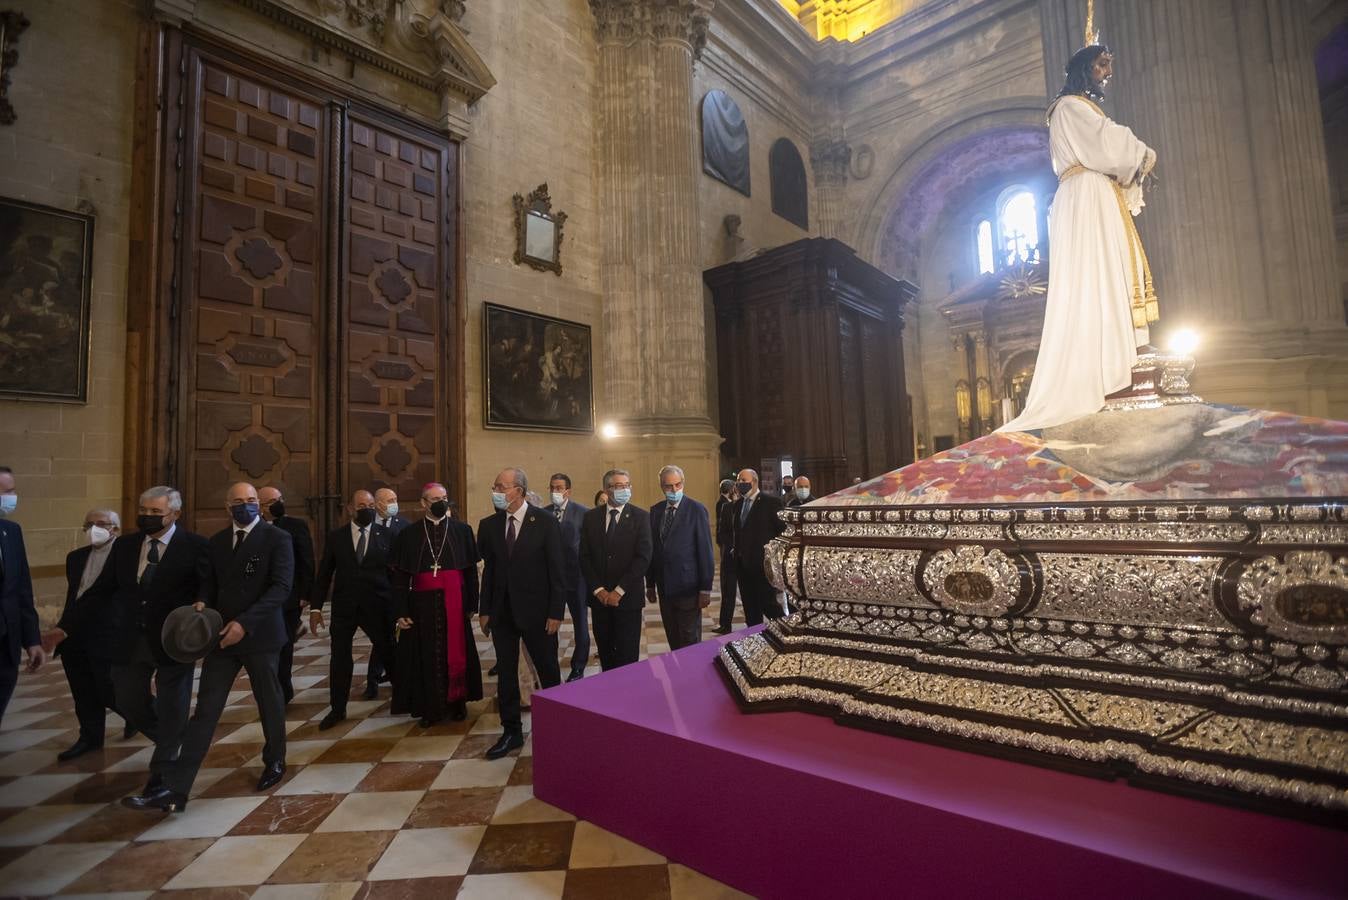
[{"left": 430, "top": 559, "right": 441, "bottom": 577}]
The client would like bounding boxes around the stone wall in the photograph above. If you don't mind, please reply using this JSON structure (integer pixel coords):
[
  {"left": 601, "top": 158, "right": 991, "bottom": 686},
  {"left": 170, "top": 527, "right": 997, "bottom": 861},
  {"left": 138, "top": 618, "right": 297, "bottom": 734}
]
[{"left": 0, "top": 0, "right": 140, "bottom": 616}]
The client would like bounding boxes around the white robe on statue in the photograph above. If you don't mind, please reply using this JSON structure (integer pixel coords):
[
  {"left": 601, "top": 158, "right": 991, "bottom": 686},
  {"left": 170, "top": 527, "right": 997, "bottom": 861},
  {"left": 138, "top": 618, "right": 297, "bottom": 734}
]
[{"left": 999, "top": 95, "right": 1156, "bottom": 434}]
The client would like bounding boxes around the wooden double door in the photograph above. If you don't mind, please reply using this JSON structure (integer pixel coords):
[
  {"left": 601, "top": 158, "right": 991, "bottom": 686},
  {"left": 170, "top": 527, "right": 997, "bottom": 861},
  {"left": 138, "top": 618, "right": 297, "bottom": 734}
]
[{"left": 134, "top": 32, "right": 462, "bottom": 538}]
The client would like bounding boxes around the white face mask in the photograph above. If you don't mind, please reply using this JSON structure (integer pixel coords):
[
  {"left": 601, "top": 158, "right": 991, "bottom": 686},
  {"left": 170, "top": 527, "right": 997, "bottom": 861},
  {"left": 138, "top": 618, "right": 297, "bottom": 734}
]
[
  {"left": 550, "top": 492, "right": 566, "bottom": 507},
  {"left": 87, "top": 525, "right": 112, "bottom": 546}
]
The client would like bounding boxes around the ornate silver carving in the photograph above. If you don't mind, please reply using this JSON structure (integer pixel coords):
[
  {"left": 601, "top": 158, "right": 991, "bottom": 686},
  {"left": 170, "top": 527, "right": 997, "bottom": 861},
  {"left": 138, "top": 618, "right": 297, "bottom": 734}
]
[
  {"left": 1012, "top": 522, "right": 1249, "bottom": 543},
  {"left": 1037, "top": 554, "right": 1228, "bottom": 628},
  {"left": 921, "top": 545, "right": 1021, "bottom": 615},
  {"left": 801, "top": 547, "right": 926, "bottom": 608},
  {"left": 1236, "top": 551, "right": 1348, "bottom": 645}
]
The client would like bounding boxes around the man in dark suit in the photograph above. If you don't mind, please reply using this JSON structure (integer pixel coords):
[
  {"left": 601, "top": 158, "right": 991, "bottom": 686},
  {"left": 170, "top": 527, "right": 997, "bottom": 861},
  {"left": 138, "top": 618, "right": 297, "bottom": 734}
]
[
  {"left": 366, "top": 487, "right": 412, "bottom": 696},
  {"left": 132, "top": 481, "right": 294, "bottom": 812},
  {"left": 47, "top": 508, "right": 127, "bottom": 760},
  {"left": 311, "top": 489, "right": 395, "bottom": 730},
  {"left": 477, "top": 466, "right": 566, "bottom": 760},
  {"left": 95, "top": 486, "right": 209, "bottom": 800},
  {"left": 259, "top": 485, "right": 314, "bottom": 704},
  {"left": 731, "top": 468, "right": 787, "bottom": 625},
  {"left": 580, "top": 468, "right": 652, "bottom": 671},
  {"left": 0, "top": 466, "right": 45, "bottom": 725},
  {"left": 646, "top": 466, "right": 714, "bottom": 650},
  {"left": 544, "top": 472, "right": 590, "bottom": 681},
  {"left": 713, "top": 479, "right": 737, "bottom": 635}
]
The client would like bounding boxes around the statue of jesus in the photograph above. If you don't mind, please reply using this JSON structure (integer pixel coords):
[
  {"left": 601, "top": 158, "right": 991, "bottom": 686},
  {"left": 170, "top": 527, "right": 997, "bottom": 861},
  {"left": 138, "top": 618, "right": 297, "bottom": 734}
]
[{"left": 1000, "top": 42, "right": 1158, "bottom": 434}]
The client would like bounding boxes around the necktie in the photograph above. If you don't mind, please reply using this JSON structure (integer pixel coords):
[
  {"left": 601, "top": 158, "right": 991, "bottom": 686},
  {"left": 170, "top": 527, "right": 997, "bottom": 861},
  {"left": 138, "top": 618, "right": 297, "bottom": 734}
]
[
  {"left": 608, "top": 508, "right": 619, "bottom": 534},
  {"left": 356, "top": 527, "right": 367, "bottom": 564},
  {"left": 740, "top": 498, "right": 752, "bottom": 526},
  {"left": 555, "top": 507, "right": 563, "bottom": 523},
  {"left": 234, "top": 529, "right": 246, "bottom": 551},
  {"left": 506, "top": 514, "right": 517, "bottom": 556},
  {"left": 140, "top": 539, "right": 160, "bottom": 585},
  {"left": 661, "top": 503, "right": 676, "bottom": 540}
]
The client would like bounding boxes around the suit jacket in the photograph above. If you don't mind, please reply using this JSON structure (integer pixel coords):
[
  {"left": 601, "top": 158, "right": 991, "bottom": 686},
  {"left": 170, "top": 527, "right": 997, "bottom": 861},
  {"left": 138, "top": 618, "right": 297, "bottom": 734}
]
[
  {"left": 56, "top": 545, "right": 115, "bottom": 655},
  {"left": 380, "top": 514, "right": 412, "bottom": 537},
  {"left": 312, "top": 522, "right": 392, "bottom": 618},
  {"left": 579, "top": 503, "right": 652, "bottom": 611},
  {"left": 0, "top": 519, "right": 40, "bottom": 663},
  {"left": 477, "top": 505, "right": 567, "bottom": 629},
  {"left": 647, "top": 497, "right": 714, "bottom": 603},
  {"left": 199, "top": 521, "right": 294, "bottom": 655},
  {"left": 715, "top": 496, "right": 733, "bottom": 549},
  {"left": 83, "top": 527, "right": 211, "bottom": 666},
  {"left": 543, "top": 500, "right": 589, "bottom": 597},
  {"left": 731, "top": 492, "right": 787, "bottom": 577},
  {"left": 271, "top": 515, "right": 315, "bottom": 613},
  {"left": 786, "top": 495, "right": 808, "bottom": 508}
]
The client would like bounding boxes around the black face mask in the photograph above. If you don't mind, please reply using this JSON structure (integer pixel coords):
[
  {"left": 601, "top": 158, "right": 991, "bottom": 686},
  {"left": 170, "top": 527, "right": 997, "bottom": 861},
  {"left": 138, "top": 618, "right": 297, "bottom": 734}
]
[
  {"left": 429, "top": 499, "right": 450, "bottom": 519},
  {"left": 137, "top": 514, "right": 166, "bottom": 533},
  {"left": 736, "top": 482, "right": 752, "bottom": 496},
  {"left": 269, "top": 500, "right": 286, "bottom": 518},
  {"left": 354, "top": 507, "right": 376, "bottom": 528}
]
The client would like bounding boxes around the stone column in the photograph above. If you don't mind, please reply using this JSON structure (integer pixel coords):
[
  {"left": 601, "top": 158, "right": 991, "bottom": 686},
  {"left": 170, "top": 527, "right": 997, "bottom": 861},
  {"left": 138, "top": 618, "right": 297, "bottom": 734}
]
[
  {"left": 810, "top": 137, "right": 852, "bottom": 241},
  {"left": 589, "top": 0, "right": 723, "bottom": 491},
  {"left": 1038, "top": 0, "right": 1348, "bottom": 415}
]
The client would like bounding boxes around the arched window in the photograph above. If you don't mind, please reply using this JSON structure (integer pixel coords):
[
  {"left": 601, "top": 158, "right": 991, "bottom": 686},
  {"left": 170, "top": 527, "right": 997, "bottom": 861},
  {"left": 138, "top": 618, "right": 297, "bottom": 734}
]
[
  {"left": 998, "top": 188, "right": 1039, "bottom": 266},
  {"left": 975, "top": 219, "right": 994, "bottom": 275},
  {"left": 769, "top": 138, "right": 809, "bottom": 230}
]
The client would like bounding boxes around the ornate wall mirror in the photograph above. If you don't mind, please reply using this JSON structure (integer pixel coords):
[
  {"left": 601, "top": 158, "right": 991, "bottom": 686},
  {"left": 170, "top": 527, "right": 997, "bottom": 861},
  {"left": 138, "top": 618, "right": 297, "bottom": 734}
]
[{"left": 513, "top": 183, "right": 567, "bottom": 275}]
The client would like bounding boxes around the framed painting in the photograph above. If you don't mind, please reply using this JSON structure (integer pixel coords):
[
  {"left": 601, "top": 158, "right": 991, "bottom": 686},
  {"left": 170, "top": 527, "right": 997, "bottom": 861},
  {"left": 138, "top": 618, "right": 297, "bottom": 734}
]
[
  {"left": 484, "top": 303, "right": 593, "bottom": 433},
  {"left": 0, "top": 197, "right": 94, "bottom": 402}
]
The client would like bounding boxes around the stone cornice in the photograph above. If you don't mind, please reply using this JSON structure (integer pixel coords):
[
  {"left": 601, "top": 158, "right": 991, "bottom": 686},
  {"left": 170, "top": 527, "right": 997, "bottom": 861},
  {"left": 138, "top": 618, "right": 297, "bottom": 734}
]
[{"left": 149, "top": 0, "right": 495, "bottom": 134}]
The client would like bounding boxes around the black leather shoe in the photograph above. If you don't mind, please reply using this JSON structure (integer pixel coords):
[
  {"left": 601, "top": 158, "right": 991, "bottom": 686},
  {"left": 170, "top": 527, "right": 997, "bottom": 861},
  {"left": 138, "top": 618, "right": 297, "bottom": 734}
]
[
  {"left": 362, "top": 682, "right": 379, "bottom": 700},
  {"left": 712, "top": 625, "right": 731, "bottom": 635},
  {"left": 449, "top": 702, "right": 467, "bottom": 722},
  {"left": 57, "top": 739, "right": 102, "bottom": 762},
  {"left": 566, "top": 669, "right": 585, "bottom": 683},
  {"left": 319, "top": 710, "right": 346, "bottom": 731},
  {"left": 256, "top": 761, "right": 286, "bottom": 791},
  {"left": 122, "top": 723, "right": 138, "bottom": 741},
  {"left": 418, "top": 714, "right": 445, "bottom": 729},
  {"left": 122, "top": 786, "right": 187, "bottom": 812},
  {"left": 485, "top": 731, "right": 524, "bottom": 760},
  {"left": 486, "top": 664, "right": 498, "bottom": 677},
  {"left": 143, "top": 773, "right": 163, "bottom": 795}
]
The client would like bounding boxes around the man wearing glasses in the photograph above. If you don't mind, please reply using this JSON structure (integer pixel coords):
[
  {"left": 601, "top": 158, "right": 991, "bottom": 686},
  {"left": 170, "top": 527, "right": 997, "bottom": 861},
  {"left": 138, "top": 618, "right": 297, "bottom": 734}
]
[{"left": 580, "top": 469, "right": 652, "bottom": 670}]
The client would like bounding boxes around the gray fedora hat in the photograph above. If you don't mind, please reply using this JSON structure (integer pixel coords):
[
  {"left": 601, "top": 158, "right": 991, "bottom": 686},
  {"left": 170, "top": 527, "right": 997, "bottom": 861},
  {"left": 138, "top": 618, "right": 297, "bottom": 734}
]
[{"left": 161, "top": 604, "right": 224, "bottom": 663}]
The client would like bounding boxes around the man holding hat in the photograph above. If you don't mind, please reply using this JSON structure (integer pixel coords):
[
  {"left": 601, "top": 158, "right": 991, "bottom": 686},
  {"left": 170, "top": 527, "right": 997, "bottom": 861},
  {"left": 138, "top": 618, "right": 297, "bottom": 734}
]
[{"left": 131, "top": 481, "right": 294, "bottom": 812}]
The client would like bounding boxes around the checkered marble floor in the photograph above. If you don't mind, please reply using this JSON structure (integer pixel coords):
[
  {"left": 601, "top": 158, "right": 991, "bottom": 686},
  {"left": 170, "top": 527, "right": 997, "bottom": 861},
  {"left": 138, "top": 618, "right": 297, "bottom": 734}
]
[{"left": 0, "top": 600, "right": 752, "bottom": 898}]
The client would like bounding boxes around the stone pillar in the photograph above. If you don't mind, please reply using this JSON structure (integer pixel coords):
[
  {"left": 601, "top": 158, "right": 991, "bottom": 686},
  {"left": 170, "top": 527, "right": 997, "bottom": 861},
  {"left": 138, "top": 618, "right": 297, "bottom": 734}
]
[
  {"left": 1038, "top": 0, "right": 1348, "bottom": 415},
  {"left": 589, "top": 0, "right": 723, "bottom": 492},
  {"left": 810, "top": 137, "right": 851, "bottom": 241}
]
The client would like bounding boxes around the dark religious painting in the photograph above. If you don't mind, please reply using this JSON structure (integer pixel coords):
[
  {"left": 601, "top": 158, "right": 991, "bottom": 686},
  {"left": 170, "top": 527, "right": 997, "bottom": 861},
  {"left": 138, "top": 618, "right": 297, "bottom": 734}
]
[
  {"left": 484, "top": 303, "right": 593, "bottom": 433},
  {"left": 769, "top": 137, "right": 809, "bottom": 230},
  {"left": 701, "top": 90, "right": 750, "bottom": 196},
  {"left": 0, "top": 197, "right": 93, "bottom": 402}
]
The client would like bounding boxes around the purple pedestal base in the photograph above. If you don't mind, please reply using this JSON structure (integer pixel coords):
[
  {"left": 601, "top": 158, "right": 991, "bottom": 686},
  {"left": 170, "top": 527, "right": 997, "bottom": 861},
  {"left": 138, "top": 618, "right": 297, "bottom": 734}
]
[{"left": 533, "top": 630, "right": 1348, "bottom": 900}]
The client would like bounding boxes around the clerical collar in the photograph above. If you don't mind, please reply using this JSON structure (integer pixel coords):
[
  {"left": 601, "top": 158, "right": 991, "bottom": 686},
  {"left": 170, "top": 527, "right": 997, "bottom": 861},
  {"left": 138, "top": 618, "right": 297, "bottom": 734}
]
[{"left": 425, "top": 514, "right": 447, "bottom": 525}]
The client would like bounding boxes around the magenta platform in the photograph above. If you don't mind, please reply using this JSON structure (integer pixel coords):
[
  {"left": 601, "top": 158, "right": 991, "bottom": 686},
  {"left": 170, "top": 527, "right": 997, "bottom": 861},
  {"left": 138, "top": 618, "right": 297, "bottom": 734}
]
[{"left": 532, "top": 630, "right": 1348, "bottom": 900}]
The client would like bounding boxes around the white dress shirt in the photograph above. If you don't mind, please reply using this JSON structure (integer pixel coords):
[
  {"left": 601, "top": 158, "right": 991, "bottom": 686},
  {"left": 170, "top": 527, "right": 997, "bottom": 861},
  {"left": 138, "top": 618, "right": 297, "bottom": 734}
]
[
  {"left": 137, "top": 522, "right": 177, "bottom": 580},
  {"left": 350, "top": 520, "right": 370, "bottom": 551}
]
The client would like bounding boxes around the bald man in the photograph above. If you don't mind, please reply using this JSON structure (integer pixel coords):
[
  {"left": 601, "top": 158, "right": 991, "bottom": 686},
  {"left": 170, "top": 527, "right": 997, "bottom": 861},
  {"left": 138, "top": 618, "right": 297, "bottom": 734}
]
[
  {"left": 365, "top": 488, "right": 411, "bottom": 696},
  {"left": 133, "top": 481, "right": 294, "bottom": 812}
]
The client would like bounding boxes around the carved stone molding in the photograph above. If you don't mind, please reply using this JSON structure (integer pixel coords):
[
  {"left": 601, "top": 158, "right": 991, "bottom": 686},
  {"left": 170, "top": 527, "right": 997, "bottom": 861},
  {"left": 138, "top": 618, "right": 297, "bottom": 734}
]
[
  {"left": 0, "top": 9, "right": 30, "bottom": 126},
  {"left": 150, "top": 0, "right": 495, "bottom": 134},
  {"left": 589, "top": 0, "right": 715, "bottom": 58},
  {"left": 809, "top": 137, "right": 851, "bottom": 185}
]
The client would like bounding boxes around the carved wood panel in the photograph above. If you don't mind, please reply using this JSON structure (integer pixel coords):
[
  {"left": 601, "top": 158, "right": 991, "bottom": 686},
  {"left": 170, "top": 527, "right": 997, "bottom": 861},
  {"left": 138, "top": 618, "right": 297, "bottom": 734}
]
[
  {"left": 150, "top": 36, "right": 462, "bottom": 539},
  {"left": 343, "top": 112, "right": 454, "bottom": 497},
  {"left": 184, "top": 53, "right": 328, "bottom": 536}
]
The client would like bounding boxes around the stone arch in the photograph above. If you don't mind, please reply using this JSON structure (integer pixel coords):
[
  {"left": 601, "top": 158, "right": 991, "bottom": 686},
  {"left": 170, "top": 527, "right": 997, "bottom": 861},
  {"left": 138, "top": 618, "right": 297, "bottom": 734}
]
[{"left": 852, "top": 98, "right": 1050, "bottom": 279}]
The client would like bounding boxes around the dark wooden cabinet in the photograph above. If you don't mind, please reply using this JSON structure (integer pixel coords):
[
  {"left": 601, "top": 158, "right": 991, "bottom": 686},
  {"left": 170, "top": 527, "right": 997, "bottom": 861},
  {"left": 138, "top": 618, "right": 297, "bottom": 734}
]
[{"left": 706, "top": 238, "right": 917, "bottom": 497}]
